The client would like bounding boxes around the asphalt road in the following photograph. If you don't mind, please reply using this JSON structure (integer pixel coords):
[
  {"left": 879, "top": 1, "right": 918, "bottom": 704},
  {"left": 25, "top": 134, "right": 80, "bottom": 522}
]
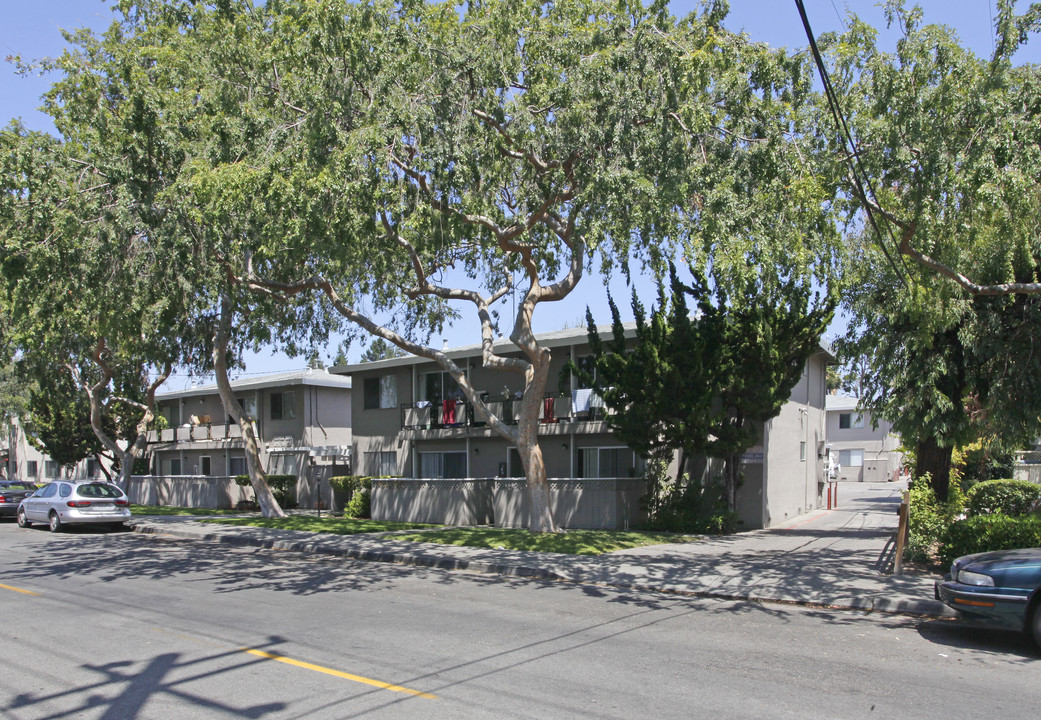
[{"left": 1, "top": 521, "right": 1039, "bottom": 719}]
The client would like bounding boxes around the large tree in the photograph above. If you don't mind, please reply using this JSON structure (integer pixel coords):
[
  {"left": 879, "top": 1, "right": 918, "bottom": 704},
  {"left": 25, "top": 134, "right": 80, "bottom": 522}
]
[
  {"left": 820, "top": 0, "right": 1041, "bottom": 497},
  {"left": 579, "top": 262, "right": 834, "bottom": 515},
  {"left": 152, "top": 0, "right": 835, "bottom": 531}
]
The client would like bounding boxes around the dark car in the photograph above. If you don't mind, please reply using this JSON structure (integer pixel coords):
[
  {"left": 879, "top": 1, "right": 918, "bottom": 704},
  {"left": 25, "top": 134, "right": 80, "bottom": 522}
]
[
  {"left": 0, "top": 481, "right": 38, "bottom": 519},
  {"left": 935, "top": 548, "right": 1041, "bottom": 645}
]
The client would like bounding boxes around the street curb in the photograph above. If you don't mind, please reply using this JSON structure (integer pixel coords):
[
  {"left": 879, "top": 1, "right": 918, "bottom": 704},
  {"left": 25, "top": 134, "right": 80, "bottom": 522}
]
[{"left": 130, "top": 521, "right": 955, "bottom": 620}]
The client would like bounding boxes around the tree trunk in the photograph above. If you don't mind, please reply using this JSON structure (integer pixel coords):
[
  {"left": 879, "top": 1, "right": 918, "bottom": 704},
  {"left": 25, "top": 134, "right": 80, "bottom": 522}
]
[
  {"left": 916, "top": 436, "right": 953, "bottom": 502},
  {"left": 213, "top": 294, "right": 285, "bottom": 518},
  {"left": 723, "top": 454, "right": 741, "bottom": 515},
  {"left": 514, "top": 346, "right": 557, "bottom": 532}
]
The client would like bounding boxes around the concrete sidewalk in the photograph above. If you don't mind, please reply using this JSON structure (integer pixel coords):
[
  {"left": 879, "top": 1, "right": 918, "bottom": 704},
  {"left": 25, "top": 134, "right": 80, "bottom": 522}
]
[{"left": 129, "top": 481, "right": 952, "bottom": 619}]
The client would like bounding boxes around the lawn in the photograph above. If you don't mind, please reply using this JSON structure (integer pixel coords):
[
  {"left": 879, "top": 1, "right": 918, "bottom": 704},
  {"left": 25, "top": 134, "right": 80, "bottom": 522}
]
[
  {"left": 199, "top": 515, "right": 436, "bottom": 534},
  {"left": 130, "top": 505, "right": 253, "bottom": 516},
  {"left": 378, "top": 527, "right": 702, "bottom": 555}
]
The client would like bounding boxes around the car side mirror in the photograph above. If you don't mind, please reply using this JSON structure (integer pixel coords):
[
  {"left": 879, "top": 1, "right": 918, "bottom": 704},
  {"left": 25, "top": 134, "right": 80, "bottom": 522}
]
[{"left": 24, "top": 492, "right": 34, "bottom": 498}]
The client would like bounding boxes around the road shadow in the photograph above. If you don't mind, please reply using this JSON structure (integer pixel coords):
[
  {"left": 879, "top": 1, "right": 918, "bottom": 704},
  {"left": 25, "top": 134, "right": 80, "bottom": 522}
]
[{"left": 916, "top": 619, "right": 1040, "bottom": 661}]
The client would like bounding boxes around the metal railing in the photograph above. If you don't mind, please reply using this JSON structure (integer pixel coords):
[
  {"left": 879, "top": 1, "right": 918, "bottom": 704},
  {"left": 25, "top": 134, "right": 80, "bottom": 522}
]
[
  {"left": 147, "top": 422, "right": 245, "bottom": 444},
  {"left": 399, "top": 390, "right": 609, "bottom": 431}
]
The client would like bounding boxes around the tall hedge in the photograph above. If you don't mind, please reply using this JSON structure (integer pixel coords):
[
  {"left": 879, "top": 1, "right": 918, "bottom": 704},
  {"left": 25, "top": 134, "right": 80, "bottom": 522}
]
[{"left": 940, "top": 514, "right": 1041, "bottom": 567}]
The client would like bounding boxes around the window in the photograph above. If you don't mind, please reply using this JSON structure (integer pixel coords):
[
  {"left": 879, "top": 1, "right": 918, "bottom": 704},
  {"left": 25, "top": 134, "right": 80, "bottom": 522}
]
[
  {"left": 229, "top": 457, "right": 247, "bottom": 476},
  {"left": 168, "top": 458, "right": 182, "bottom": 476},
  {"left": 26, "top": 461, "right": 38, "bottom": 478},
  {"left": 800, "top": 441, "right": 807, "bottom": 461},
  {"left": 365, "top": 451, "right": 397, "bottom": 477},
  {"left": 507, "top": 448, "right": 525, "bottom": 477},
  {"left": 45, "top": 460, "right": 58, "bottom": 478},
  {"left": 419, "top": 451, "right": 467, "bottom": 479},
  {"left": 270, "top": 391, "right": 296, "bottom": 420},
  {"left": 162, "top": 403, "right": 181, "bottom": 427},
  {"left": 363, "top": 376, "right": 397, "bottom": 409},
  {"left": 238, "top": 396, "right": 257, "bottom": 420},
  {"left": 578, "top": 447, "right": 639, "bottom": 479},
  {"left": 87, "top": 458, "right": 98, "bottom": 478},
  {"left": 201, "top": 456, "right": 212, "bottom": 476},
  {"left": 839, "top": 449, "right": 864, "bottom": 467},
  {"left": 838, "top": 413, "right": 864, "bottom": 429},
  {"left": 420, "top": 370, "right": 463, "bottom": 404}
]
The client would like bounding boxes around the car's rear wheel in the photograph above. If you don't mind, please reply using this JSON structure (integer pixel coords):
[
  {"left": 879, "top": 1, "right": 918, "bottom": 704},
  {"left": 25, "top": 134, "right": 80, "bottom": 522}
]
[
  {"left": 109, "top": 522, "right": 125, "bottom": 532},
  {"left": 48, "top": 512, "right": 63, "bottom": 533},
  {"left": 17, "top": 508, "right": 31, "bottom": 528}
]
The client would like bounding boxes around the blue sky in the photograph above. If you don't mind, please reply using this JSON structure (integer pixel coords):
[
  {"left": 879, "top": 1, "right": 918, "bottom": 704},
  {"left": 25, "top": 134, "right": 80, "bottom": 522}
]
[{"left": 2, "top": 1, "right": 1036, "bottom": 384}]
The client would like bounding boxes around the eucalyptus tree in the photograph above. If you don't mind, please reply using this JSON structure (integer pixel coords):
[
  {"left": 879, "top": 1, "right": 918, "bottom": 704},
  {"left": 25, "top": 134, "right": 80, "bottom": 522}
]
[
  {"left": 148, "top": 0, "right": 837, "bottom": 532},
  {"left": 821, "top": 0, "right": 1041, "bottom": 497}
]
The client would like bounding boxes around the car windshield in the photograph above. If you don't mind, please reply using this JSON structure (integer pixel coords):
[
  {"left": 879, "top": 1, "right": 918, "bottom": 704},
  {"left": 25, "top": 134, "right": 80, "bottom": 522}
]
[
  {"left": 75, "top": 484, "right": 124, "bottom": 499},
  {"left": 1, "top": 483, "right": 35, "bottom": 491}
]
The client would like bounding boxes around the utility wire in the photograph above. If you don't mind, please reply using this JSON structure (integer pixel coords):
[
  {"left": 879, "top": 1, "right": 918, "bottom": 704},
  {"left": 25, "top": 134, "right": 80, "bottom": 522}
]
[{"left": 794, "top": 0, "right": 910, "bottom": 287}]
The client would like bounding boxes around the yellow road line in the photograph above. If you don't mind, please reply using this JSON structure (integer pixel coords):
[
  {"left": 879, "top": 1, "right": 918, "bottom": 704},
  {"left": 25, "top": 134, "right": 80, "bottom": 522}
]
[
  {"left": 242, "top": 648, "right": 437, "bottom": 699},
  {"left": 0, "top": 582, "right": 40, "bottom": 596}
]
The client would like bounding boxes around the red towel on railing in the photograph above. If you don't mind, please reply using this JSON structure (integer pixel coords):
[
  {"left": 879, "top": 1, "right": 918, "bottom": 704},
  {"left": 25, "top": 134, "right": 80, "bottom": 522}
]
[
  {"left": 543, "top": 396, "right": 556, "bottom": 423},
  {"left": 442, "top": 398, "right": 457, "bottom": 425}
]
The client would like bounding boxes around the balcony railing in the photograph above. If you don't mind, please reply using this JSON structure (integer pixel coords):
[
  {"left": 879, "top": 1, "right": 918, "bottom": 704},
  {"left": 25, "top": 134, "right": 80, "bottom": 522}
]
[
  {"left": 400, "top": 389, "right": 609, "bottom": 431},
  {"left": 148, "top": 421, "right": 245, "bottom": 444}
]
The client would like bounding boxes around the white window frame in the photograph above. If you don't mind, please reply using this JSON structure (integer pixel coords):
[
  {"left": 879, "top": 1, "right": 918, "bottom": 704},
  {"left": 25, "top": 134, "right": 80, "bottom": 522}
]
[
  {"left": 579, "top": 446, "right": 639, "bottom": 479},
  {"left": 365, "top": 451, "right": 397, "bottom": 477},
  {"left": 839, "top": 412, "right": 864, "bottom": 430}
]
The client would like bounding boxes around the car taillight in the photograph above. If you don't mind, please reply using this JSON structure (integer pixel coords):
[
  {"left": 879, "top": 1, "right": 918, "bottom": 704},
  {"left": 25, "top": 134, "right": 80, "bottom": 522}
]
[
  {"left": 66, "top": 500, "right": 91, "bottom": 508},
  {"left": 115, "top": 499, "right": 128, "bottom": 506},
  {"left": 0, "top": 495, "right": 6, "bottom": 502}
]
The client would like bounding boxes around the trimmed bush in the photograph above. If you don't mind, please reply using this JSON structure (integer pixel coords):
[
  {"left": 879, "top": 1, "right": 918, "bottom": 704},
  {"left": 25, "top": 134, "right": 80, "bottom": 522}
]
[
  {"left": 964, "top": 479, "right": 1041, "bottom": 518},
  {"left": 329, "top": 475, "right": 372, "bottom": 518},
  {"left": 939, "top": 514, "right": 1041, "bottom": 567}
]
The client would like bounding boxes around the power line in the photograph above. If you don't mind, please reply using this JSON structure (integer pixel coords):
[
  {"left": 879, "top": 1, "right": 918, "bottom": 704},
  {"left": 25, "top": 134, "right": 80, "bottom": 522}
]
[{"left": 793, "top": 0, "right": 910, "bottom": 287}]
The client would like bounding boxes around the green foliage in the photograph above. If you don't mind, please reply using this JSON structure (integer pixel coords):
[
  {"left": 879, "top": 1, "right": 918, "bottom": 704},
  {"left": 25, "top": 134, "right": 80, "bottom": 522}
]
[
  {"left": 235, "top": 474, "right": 297, "bottom": 508},
  {"left": 964, "top": 479, "right": 1041, "bottom": 518},
  {"left": 906, "top": 478, "right": 965, "bottom": 564},
  {"left": 390, "top": 528, "right": 704, "bottom": 556},
  {"left": 640, "top": 479, "right": 737, "bottom": 535},
  {"left": 574, "top": 262, "right": 834, "bottom": 512},
  {"left": 954, "top": 439, "right": 1015, "bottom": 484},
  {"left": 358, "top": 339, "right": 404, "bottom": 363},
  {"left": 329, "top": 475, "right": 373, "bottom": 518},
  {"left": 940, "top": 515, "right": 1041, "bottom": 568},
  {"left": 19, "top": 365, "right": 106, "bottom": 466},
  {"left": 830, "top": 1, "right": 1041, "bottom": 497}
]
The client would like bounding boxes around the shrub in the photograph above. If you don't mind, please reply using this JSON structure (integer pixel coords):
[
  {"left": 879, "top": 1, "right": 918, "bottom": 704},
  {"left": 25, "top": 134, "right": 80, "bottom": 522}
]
[
  {"left": 640, "top": 472, "right": 736, "bottom": 535},
  {"left": 329, "top": 475, "right": 372, "bottom": 518},
  {"left": 905, "top": 477, "right": 965, "bottom": 565},
  {"left": 234, "top": 474, "right": 297, "bottom": 508},
  {"left": 964, "top": 479, "right": 1041, "bottom": 518},
  {"left": 939, "top": 514, "right": 1041, "bottom": 567}
]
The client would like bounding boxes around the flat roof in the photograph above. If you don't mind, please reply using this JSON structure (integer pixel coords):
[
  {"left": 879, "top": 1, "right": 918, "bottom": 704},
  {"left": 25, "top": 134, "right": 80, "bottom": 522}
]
[
  {"left": 334, "top": 322, "right": 835, "bottom": 374},
  {"left": 157, "top": 369, "right": 352, "bottom": 400}
]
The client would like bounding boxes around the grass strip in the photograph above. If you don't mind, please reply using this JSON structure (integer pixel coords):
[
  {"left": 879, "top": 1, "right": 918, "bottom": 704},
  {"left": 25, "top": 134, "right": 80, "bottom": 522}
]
[
  {"left": 390, "top": 527, "right": 702, "bottom": 555},
  {"left": 199, "top": 515, "right": 435, "bottom": 534}
]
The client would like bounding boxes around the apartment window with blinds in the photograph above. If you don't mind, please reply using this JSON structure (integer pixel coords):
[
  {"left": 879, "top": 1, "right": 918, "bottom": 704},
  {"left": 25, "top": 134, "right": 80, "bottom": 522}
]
[
  {"left": 365, "top": 451, "right": 397, "bottom": 477},
  {"left": 419, "top": 451, "right": 467, "bottom": 479},
  {"left": 363, "top": 376, "right": 398, "bottom": 410},
  {"left": 577, "top": 447, "right": 640, "bottom": 479}
]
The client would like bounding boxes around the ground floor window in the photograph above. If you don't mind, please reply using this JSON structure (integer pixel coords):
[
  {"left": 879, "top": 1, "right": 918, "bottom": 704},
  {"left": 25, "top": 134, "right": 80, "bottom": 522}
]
[
  {"left": 26, "top": 460, "right": 37, "bottom": 478},
  {"left": 201, "top": 456, "right": 212, "bottom": 476},
  {"left": 839, "top": 449, "right": 864, "bottom": 467},
  {"left": 168, "top": 458, "right": 182, "bottom": 476},
  {"left": 419, "top": 451, "right": 467, "bottom": 479},
  {"left": 366, "top": 451, "right": 397, "bottom": 477},
  {"left": 229, "top": 456, "right": 247, "bottom": 476},
  {"left": 506, "top": 448, "right": 524, "bottom": 478},
  {"left": 577, "top": 447, "right": 640, "bottom": 479}
]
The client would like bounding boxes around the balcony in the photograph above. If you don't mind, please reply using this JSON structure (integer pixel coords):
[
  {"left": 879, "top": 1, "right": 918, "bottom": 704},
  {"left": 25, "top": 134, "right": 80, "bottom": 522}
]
[
  {"left": 148, "top": 421, "right": 244, "bottom": 444},
  {"left": 400, "top": 389, "right": 609, "bottom": 433}
]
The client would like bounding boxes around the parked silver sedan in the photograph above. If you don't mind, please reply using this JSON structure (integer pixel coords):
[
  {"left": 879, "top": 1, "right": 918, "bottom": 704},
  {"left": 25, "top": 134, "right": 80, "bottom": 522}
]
[{"left": 17, "top": 481, "right": 132, "bottom": 532}]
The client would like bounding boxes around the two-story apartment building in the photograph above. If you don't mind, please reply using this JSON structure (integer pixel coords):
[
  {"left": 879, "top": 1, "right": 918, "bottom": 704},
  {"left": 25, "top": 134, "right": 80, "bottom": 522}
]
[
  {"left": 335, "top": 326, "right": 834, "bottom": 530},
  {"left": 149, "top": 369, "right": 352, "bottom": 486},
  {"left": 824, "top": 395, "right": 903, "bottom": 482}
]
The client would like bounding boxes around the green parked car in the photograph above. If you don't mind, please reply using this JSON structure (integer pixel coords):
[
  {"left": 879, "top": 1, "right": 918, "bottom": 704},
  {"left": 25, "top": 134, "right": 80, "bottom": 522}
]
[{"left": 935, "top": 548, "right": 1041, "bottom": 646}]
